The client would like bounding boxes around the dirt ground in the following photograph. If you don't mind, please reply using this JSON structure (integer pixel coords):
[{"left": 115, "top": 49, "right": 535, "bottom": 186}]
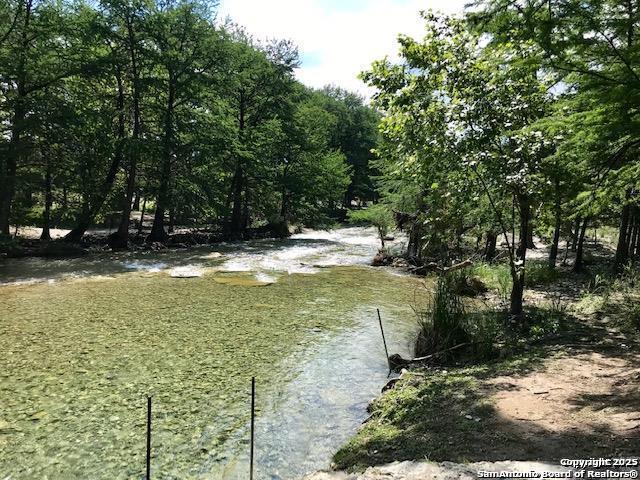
[{"left": 484, "top": 347, "right": 640, "bottom": 458}]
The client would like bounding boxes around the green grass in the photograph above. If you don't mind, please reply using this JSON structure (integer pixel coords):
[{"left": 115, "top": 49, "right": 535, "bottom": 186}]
[
  {"left": 525, "top": 261, "right": 562, "bottom": 287},
  {"left": 471, "top": 262, "right": 512, "bottom": 304}
]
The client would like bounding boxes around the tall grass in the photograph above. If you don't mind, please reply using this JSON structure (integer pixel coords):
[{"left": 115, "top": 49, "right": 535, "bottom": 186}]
[
  {"left": 415, "top": 271, "right": 499, "bottom": 361},
  {"left": 471, "top": 263, "right": 511, "bottom": 306},
  {"left": 416, "top": 273, "right": 469, "bottom": 357}
]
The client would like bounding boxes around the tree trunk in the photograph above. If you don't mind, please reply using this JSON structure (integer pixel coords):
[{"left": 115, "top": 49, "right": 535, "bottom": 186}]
[
  {"left": 1, "top": 98, "right": 24, "bottom": 235},
  {"left": 64, "top": 68, "right": 126, "bottom": 243},
  {"left": 632, "top": 207, "right": 640, "bottom": 259},
  {"left": 40, "top": 152, "right": 53, "bottom": 241},
  {"left": 0, "top": 1, "right": 31, "bottom": 235},
  {"left": 138, "top": 196, "right": 147, "bottom": 235},
  {"left": 509, "top": 195, "right": 530, "bottom": 319},
  {"left": 571, "top": 218, "right": 580, "bottom": 252},
  {"left": 168, "top": 206, "right": 175, "bottom": 234},
  {"left": 226, "top": 90, "right": 246, "bottom": 238},
  {"left": 149, "top": 73, "right": 175, "bottom": 242},
  {"left": 573, "top": 217, "right": 589, "bottom": 272},
  {"left": 132, "top": 189, "right": 140, "bottom": 211},
  {"left": 241, "top": 193, "right": 249, "bottom": 231},
  {"left": 113, "top": 26, "right": 142, "bottom": 249},
  {"left": 548, "top": 186, "right": 562, "bottom": 268},
  {"left": 225, "top": 162, "right": 243, "bottom": 235},
  {"left": 526, "top": 224, "right": 536, "bottom": 249},
  {"left": 614, "top": 190, "right": 633, "bottom": 272},
  {"left": 629, "top": 218, "right": 638, "bottom": 260},
  {"left": 484, "top": 230, "right": 497, "bottom": 261}
]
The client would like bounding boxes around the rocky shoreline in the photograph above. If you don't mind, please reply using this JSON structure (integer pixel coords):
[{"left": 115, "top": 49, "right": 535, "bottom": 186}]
[
  {"left": 303, "top": 460, "right": 575, "bottom": 480},
  {"left": 0, "top": 226, "right": 289, "bottom": 259}
]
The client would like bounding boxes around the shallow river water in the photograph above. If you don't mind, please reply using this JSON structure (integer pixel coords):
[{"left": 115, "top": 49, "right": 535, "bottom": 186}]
[{"left": 0, "top": 228, "right": 426, "bottom": 479}]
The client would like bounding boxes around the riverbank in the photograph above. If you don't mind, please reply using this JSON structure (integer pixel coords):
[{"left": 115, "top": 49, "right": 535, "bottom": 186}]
[
  {"left": 323, "top": 241, "right": 640, "bottom": 477},
  {"left": 0, "top": 224, "right": 293, "bottom": 259}
]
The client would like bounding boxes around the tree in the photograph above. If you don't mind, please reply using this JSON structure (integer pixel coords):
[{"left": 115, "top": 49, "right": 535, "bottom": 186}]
[
  {"left": 362, "top": 13, "right": 554, "bottom": 318},
  {"left": 0, "top": 0, "right": 100, "bottom": 235},
  {"left": 348, "top": 204, "right": 393, "bottom": 249}
]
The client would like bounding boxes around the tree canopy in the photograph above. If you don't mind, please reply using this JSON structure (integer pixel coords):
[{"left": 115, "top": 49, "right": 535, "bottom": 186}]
[
  {"left": 362, "top": 1, "right": 640, "bottom": 318},
  {"left": 0, "top": 0, "right": 379, "bottom": 244}
]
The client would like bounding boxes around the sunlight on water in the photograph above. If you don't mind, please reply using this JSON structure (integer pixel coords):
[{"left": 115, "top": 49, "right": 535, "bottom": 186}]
[{"left": 0, "top": 228, "right": 423, "bottom": 479}]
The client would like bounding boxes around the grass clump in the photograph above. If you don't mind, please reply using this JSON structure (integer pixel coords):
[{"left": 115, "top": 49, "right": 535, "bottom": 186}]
[
  {"left": 471, "top": 262, "right": 512, "bottom": 305},
  {"left": 416, "top": 273, "right": 469, "bottom": 358},
  {"left": 332, "top": 351, "right": 548, "bottom": 471},
  {"left": 415, "top": 271, "right": 501, "bottom": 362},
  {"left": 525, "top": 261, "right": 562, "bottom": 287}
]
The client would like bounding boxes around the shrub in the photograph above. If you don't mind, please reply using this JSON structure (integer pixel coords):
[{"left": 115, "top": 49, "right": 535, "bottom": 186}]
[
  {"left": 622, "top": 301, "right": 640, "bottom": 331},
  {"left": 347, "top": 204, "right": 394, "bottom": 249}
]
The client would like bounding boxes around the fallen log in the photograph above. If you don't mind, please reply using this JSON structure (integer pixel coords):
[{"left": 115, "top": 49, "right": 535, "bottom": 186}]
[{"left": 408, "top": 259, "right": 473, "bottom": 275}]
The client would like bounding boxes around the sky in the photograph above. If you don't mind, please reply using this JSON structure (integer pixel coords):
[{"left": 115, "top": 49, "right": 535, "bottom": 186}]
[{"left": 217, "top": 0, "right": 468, "bottom": 98}]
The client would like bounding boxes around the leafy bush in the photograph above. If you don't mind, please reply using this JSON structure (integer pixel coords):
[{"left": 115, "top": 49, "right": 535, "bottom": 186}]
[
  {"left": 525, "top": 296, "right": 566, "bottom": 339},
  {"left": 622, "top": 302, "right": 640, "bottom": 331},
  {"left": 472, "top": 262, "right": 512, "bottom": 305},
  {"left": 464, "top": 311, "right": 501, "bottom": 360}
]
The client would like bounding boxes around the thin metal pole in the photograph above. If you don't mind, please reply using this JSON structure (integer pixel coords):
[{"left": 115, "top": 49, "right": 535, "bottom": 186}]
[
  {"left": 377, "top": 308, "right": 390, "bottom": 369},
  {"left": 250, "top": 377, "right": 255, "bottom": 480},
  {"left": 146, "top": 395, "right": 152, "bottom": 480}
]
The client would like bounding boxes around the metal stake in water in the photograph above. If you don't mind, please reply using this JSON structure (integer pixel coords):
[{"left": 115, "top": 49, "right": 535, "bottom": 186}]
[
  {"left": 146, "top": 395, "right": 152, "bottom": 480},
  {"left": 250, "top": 376, "right": 256, "bottom": 480},
  {"left": 377, "top": 308, "right": 390, "bottom": 370}
]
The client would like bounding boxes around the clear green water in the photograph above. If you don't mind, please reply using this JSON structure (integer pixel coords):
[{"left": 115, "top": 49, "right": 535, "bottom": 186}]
[{"left": 0, "top": 229, "right": 425, "bottom": 479}]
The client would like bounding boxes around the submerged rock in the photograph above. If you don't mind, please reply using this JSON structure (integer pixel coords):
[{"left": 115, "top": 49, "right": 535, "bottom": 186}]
[
  {"left": 170, "top": 266, "right": 203, "bottom": 278},
  {"left": 212, "top": 275, "right": 272, "bottom": 286},
  {"left": 388, "top": 353, "right": 411, "bottom": 370}
]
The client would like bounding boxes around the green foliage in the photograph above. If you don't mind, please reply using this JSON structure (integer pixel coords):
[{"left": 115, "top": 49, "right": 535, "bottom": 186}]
[
  {"left": 0, "top": 1, "right": 378, "bottom": 238},
  {"left": 472, "top": 263, "right": 512, "bottom": 305},
  {"left": 361, "top": 1, "right": 640, "bottom": 317},
  {"left": 622, "top": 302, "right": 640, "bottom": 331},
  {"left": 347, "top": 204, "right": 393, "bottom": 248},
  {"left": 415, "top": 271, "right": 502, "bottom": 361},
  {"left": 525, "top": 262, "right": 562, "bottom": 287}
]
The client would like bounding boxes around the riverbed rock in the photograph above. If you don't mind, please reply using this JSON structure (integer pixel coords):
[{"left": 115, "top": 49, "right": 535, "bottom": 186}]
[
  {"left": 388, "top": 353, "right": 411, "bottom": 370},
  {"left": 170, "top": 266, "right": 203, "bottom": 278},
  {"left": 372, "top": 251, "right": 393, "bottom": 266}
]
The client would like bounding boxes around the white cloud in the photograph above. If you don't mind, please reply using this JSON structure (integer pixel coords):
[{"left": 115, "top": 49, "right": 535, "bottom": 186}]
[{"left": 217, "top": 0, "right": 467, "bottom": 97}]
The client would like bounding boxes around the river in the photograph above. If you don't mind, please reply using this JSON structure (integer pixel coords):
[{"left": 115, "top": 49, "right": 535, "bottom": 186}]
[{"left": 0, "top": 227, "right": 426, "bottom": 479}]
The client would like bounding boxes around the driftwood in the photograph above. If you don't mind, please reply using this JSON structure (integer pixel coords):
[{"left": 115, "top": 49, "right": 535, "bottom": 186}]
[
  {"left": 409, "top": 259, "right": 473, "bottom": 275},
  {"left": 409, "top": 342, "right": 471, "bottom": 363},
  {"left": 423, "top": 259, "right": 473, "bottom": 274},
  {"left": 389, "top": 342, "right": 476, "bottom": 370}
]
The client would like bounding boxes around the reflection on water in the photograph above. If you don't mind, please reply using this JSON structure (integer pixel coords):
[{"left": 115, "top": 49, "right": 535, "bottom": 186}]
[{"left": 0, "top": 228, "right": 422, "bottom": 479}]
